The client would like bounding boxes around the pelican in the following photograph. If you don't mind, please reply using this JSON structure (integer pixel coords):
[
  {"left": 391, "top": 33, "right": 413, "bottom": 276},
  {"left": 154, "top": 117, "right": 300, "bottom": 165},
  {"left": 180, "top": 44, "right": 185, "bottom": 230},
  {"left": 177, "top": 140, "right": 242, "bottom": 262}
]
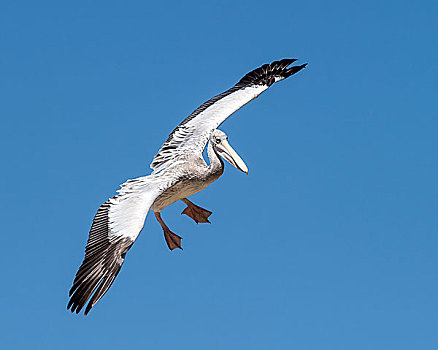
[{"left": 68, "top": 58, "right": 307, "bottom": 315}]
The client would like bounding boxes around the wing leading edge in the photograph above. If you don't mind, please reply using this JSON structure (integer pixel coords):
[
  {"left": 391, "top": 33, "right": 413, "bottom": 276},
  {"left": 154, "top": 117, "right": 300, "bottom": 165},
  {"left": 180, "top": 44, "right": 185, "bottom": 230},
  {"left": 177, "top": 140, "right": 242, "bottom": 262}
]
[
  {"left": 150, "top": 59, "right": 307, "bottom": 173},
  {"left": 68, "top": 175, "right": 175, "bottom": 315}
]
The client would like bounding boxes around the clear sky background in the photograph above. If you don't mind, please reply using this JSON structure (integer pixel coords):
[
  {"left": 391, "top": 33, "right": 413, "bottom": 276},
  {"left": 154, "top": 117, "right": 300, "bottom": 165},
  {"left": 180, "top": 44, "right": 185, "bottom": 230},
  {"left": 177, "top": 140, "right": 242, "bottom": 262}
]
[{"left": 1, "top": 1, "right": 437, "bottom": 349}]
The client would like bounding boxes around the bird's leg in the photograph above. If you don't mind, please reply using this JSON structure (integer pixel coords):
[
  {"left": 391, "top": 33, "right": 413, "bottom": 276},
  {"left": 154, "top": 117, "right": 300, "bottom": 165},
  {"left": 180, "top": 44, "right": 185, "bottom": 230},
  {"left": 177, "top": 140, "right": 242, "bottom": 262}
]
[
  {"left": 180, "top": 198, "right": 212, "bottom": 224},
  {"left": 154, "top": 212, "right": 183, "bottom": 250}
]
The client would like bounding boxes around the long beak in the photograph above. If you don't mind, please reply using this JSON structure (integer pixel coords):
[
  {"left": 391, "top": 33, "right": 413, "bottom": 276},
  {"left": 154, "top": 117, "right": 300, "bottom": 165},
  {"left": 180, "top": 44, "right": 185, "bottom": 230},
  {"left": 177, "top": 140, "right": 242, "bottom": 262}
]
[{"left": 220, "top": 140, "right": 248, "bottom": 174}]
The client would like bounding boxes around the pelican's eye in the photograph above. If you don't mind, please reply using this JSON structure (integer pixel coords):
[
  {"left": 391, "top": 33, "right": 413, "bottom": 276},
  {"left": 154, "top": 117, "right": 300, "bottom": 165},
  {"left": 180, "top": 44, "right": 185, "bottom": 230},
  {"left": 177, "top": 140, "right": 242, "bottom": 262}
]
[{"left": 215, "top": 138, "right": 221, "bottom": 144}]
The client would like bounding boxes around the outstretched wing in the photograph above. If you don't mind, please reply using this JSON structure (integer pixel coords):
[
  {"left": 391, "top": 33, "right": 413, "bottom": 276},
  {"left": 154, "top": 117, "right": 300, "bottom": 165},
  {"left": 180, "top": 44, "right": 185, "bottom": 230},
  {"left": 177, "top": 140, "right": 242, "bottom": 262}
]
[
  {"left": 150, "top": 58, "right": 307, "bottom": 173},
  {"left": 68, "top": 175, "right": 174, "bottom": 315}
]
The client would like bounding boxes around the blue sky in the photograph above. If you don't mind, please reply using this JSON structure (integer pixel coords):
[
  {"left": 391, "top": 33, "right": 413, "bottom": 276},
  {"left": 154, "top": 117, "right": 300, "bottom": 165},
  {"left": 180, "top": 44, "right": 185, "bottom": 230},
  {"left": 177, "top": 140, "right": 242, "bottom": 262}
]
[{"left": 1, "top": 0, "right": 437, "bottom": 349}]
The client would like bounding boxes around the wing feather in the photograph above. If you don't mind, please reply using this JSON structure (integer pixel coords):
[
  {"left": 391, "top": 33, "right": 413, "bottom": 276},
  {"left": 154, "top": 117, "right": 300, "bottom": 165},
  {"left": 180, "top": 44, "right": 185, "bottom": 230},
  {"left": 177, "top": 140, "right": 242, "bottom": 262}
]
[
  {"left": 68, "top": 175, "right": 174, "bottom": 315},
  {"left": 151, "top": 59, "right": 307, "bottom": 173}
]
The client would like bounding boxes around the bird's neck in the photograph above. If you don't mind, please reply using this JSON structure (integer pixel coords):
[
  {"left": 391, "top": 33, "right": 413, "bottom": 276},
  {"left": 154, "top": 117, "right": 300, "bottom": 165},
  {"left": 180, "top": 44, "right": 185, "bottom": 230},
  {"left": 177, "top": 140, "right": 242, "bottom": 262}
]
[{"left": 207, "top": 140, "right": 224, "bottom": 177}]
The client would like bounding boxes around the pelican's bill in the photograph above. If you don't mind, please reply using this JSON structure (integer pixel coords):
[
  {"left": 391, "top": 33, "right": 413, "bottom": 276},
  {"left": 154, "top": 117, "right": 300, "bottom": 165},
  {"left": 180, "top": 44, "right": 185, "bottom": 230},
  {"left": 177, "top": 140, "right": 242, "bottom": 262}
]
[{"left": 217, "top": 139, "right": 248, "bottom": 174}]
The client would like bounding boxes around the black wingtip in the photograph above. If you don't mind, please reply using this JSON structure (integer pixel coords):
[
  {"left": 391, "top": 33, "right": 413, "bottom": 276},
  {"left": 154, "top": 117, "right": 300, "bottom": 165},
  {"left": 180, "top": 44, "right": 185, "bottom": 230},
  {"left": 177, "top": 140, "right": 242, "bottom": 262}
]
[
  {"left": 284, "top": 63, "right": 307, "bottom": 78},
  {"left": 237, "top": 58, "right": 307, "bottom": 87},
  {"left": 84, "top": 305, "right": 92, "bottom": 316}
]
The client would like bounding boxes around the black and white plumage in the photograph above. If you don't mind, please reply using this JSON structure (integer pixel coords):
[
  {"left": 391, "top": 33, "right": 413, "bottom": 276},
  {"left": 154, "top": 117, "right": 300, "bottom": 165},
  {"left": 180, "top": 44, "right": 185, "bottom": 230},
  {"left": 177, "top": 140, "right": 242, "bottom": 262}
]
[
  {"left": 68, "top": 59, "right": 307, "bottom": 315},
  {"left": 68, "top": 175, "right": 176, "bottom": 315},
  {"left": 151, "top": 59, "right": 306, "bottom": 173}
]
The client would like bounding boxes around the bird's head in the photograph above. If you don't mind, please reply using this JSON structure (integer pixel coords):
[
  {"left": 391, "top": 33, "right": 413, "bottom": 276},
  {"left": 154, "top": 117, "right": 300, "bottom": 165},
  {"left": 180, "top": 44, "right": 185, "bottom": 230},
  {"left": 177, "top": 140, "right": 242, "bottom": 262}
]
[{"left": 211, "top": 130, "right": 248, "bottom": 174}]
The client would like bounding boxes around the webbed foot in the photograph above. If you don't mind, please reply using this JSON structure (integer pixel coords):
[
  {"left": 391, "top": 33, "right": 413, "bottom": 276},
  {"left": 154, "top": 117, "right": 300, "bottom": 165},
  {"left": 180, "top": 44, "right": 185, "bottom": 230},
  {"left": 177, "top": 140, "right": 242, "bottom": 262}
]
[
  {"left": 163, "top": 228, "right": 183, "bottom": 251},
  {"left": 154, "top": 211, "right": 183, "bottom": 250},
  {"left": 181, "top": 199, "right": 212, "bottom": 224}
]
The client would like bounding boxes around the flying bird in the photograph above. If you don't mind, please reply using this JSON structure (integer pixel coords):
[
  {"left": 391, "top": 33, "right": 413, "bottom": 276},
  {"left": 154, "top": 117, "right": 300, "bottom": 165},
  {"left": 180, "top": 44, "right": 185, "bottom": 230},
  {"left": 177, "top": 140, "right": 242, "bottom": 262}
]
[{"left": 68, "top": 58, "right": 307, "bottom": 315}]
